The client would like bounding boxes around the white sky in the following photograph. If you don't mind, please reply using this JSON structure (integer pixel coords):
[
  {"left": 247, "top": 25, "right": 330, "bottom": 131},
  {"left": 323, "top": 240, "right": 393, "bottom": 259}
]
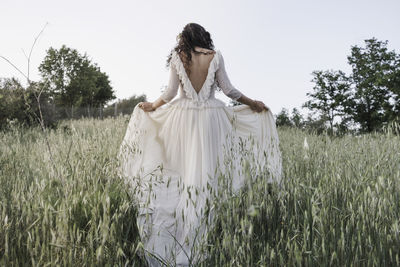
[{"left": 1, "top": 0, "right": 399, "bottom": 115}]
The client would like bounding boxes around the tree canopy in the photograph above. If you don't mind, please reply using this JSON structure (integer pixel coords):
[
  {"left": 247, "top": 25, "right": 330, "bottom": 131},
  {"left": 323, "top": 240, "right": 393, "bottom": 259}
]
[
  {"left": 304, "top": 38, "right": 400, "bottom": 133},
  {"left": 39, "top": 45, "right": 116, "bottom": 111}
]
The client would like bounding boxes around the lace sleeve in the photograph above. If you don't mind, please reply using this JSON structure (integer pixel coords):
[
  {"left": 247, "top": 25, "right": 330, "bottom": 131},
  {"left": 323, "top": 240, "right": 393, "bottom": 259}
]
[
  {"left": 160, "top": 64, "right": 180, "bottom": 103},
  {"left": 215, "top": 52, "right": 242, "bottom": 101}
]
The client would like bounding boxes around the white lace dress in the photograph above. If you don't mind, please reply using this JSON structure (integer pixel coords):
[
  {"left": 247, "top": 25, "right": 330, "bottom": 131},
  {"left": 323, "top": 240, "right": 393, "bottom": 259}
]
[{"left": 118, "top": 49, "right": 282, "bottom": 266}]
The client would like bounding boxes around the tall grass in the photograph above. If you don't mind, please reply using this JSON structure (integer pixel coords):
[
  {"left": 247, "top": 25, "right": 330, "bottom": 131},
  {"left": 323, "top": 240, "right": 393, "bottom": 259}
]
[
  {"left": 0, "top": 117, "right": 143, "bottom": 266},
  {"left": 1, "top": 117, "right": 399, "bottom": 266},
  {"left": 204, "top": 126, "right": 400, "bottom": 266}
]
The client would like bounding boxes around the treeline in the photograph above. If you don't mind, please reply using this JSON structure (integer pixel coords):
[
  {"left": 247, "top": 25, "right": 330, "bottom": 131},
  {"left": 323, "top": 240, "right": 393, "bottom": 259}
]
[
  {"left": 276, "top": 38, "right": 400, "bottom": 134},
  {"left": 1, "top": 38, "right": 399, "bottom": 134},
  {"left": 0, "top": 76, "right": 146, "bottom": 130},
  {"left": 275, "top": 108, "right": 336, "bottom": 134},
  {"left": 0, "top": 45, "right": 146, "bottom": 130}
]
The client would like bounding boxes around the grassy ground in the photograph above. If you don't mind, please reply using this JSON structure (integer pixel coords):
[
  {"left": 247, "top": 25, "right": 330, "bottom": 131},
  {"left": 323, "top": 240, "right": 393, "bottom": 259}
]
[{"left": 0, "top": 116, "right": 399, "bottom": 266}]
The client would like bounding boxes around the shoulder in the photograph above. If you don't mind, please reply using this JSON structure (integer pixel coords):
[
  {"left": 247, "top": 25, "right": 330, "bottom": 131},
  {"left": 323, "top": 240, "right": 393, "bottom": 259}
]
[{"left": 213, "top": 49, "right": 222, "bottom": 66}]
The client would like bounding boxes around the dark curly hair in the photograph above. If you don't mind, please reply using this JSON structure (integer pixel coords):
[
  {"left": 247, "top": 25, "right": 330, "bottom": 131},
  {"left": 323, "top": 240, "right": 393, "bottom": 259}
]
[{"left": 166, "top": 23, "right": 215, "bottom": 75}]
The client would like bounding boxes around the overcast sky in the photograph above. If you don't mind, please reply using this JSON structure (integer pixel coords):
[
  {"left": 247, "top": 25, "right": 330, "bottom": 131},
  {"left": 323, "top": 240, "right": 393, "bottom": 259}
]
[{"left": 1, "top": 0, "right": 399, "bottom": 114}]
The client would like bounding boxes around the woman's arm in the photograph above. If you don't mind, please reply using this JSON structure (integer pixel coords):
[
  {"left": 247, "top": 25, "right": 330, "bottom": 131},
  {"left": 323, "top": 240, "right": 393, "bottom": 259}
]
[
  {"left": 139, "top": 64, "right": 180, "bottom": 112},
  {"left": 215, "top": 52, "right": 268, "bottom": 112}
]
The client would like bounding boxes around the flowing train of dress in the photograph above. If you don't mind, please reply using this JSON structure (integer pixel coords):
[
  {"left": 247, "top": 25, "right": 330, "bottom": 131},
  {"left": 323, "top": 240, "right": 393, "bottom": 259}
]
[{"left": 118, "top": 49, "right": 282, "bottom": 266}]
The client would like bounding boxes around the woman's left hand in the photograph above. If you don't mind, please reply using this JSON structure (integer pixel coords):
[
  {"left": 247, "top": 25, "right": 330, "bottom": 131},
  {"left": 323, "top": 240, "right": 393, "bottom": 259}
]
[
  {"left": 250, "top": 100, "right": 269, "bottom": 112},
  {"left": 138, "top": 102, "right": 155, "bottom": 112}
]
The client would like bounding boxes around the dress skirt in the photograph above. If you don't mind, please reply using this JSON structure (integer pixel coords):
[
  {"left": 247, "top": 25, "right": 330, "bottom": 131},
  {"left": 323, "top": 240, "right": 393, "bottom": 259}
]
[{"left": 118, "top": 96, "right": 282, "bottom": 266}]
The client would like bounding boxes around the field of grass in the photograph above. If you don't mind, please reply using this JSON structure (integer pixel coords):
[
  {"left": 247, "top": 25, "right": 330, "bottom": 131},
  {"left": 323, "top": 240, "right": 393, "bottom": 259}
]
[{"left": 1, "top": 116, "right": 399, "bottom": 266}]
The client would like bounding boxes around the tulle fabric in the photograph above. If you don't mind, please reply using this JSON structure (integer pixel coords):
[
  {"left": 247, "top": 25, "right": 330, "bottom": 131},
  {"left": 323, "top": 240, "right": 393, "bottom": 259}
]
[{"left": 118, "top": 96, "right": 282, "bottom": 266}]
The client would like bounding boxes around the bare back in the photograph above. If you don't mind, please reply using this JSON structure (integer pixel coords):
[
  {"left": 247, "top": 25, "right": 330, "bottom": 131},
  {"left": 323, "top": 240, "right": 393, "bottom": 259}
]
[{"left": 178, "top": 47, "right": 216, "bottom": 94}]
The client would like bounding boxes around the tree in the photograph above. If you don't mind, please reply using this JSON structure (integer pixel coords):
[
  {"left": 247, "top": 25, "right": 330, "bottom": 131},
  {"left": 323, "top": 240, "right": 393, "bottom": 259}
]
[
  {"left": 39, "top": 46, "right": 82, "bottom": 107},
  {"left": 0, "top": 78, "right": 26, "bottom": 127},
  {"left": 303, "top": 70, "right": 352, "bottom": 132},
  {"left": 275, "top": 108, "right": 292, "bottom": 127},
  {"left": 94, "top": 71, "right": 114, "bottom": 107},
  {"left": 347, "top": 38, "right": 399, "bottom": 132},
  {"left": 290, "top": 108, "right": 304, "bottom": 128},
  {"left": 303, "top": 113, "right": 327, "bottom": 135},
  {"left": 38, "top": 45, "right": 115, "bottom": 117},
  {"left": 387, "top": 58, "right": 400, "bottom": 121},
  {"left": 0, "top": 77, "right": 57, "bottom": 129}
]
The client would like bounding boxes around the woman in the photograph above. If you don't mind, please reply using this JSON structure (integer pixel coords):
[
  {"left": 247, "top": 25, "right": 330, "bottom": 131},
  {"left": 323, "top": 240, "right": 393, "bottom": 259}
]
[{"left": 118, "top": 23, "right": 282, "bottom": 266}]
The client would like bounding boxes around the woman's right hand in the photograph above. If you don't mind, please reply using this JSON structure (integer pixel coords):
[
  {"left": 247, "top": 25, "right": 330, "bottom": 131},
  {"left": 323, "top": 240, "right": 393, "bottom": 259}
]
[
  {"left": 138, "top": 102, "right": 155, "bottom": 112},
  {"left": 250, "top": 100, "right": 268, "bottom": 112}
]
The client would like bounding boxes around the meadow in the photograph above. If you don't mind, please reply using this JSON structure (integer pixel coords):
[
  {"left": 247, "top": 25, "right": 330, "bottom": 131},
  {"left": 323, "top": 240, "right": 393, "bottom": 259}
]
[{"left": 0, "top": 116, "right": 399, "bottom": 266}]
